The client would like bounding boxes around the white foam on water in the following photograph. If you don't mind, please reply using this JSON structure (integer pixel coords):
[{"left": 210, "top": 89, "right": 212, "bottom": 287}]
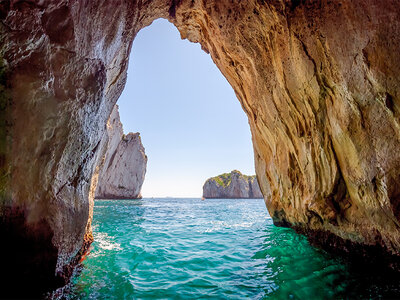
[
  {"left": 204, "top": 219, "right": 263, "bottom": 233},
  {"left": 94, "top": 231, "right": 122, "bottom": 251}
]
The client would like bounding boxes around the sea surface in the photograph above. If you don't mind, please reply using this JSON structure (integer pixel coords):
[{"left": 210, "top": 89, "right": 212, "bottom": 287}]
[{"left": 65, "top": 198, "right": 400, "bottom": 299}]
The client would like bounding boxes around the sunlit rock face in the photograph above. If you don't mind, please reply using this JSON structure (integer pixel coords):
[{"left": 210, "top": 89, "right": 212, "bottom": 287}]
[
  {"left": 203, "top": 170, "right": 263, "bottom": 199},
  {"left": 95, "top": 105, "right": 147, "bottom": 199},
  {"left": 171, "top": 0, "right": 400, "bottom": 264},
  {"left": 2, "top": 0, "right": 400, "bottom": 294}
]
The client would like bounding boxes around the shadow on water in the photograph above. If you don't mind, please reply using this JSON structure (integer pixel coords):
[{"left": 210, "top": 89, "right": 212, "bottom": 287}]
[{"left": 256, "top": 224, "right": 400, "bottom": 299}]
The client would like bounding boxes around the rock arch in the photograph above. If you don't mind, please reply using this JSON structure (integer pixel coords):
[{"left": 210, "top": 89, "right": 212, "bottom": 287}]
[{"left": 1, "top": 0, "right": 400, "bottom": 295}]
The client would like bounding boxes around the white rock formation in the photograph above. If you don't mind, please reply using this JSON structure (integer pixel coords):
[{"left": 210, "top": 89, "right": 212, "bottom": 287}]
[{"left": 95, "top": 105, "right": 147, "bottom": 199}]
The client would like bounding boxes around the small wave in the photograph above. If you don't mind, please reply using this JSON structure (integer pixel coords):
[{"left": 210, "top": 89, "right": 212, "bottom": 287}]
[
  {"left": 94, "top": 232, "right": 122, "bottom": 251},
  {"left": 73, "top": 198, "right": 389, "bottom": 299},
  {"left": 204, "top": 220, "right": 262, "bottom": 233}
]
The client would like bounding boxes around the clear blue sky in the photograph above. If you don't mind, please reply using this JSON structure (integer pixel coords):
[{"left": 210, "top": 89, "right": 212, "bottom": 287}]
[{"left": 117, "top": 19, "right": 255, "bottom": 197}]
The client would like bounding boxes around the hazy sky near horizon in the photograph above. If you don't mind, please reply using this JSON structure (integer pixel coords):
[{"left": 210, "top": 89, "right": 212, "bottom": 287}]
[{"left": 117, "top": 19, "right": 255, "bottom": 197}]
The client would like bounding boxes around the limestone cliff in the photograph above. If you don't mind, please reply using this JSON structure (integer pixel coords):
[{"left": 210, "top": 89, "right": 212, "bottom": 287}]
[
  {"left": 203, "top": 170, "right": 263, "bottom": 199},
  {"left": 2, "top": 0, "right": 400, "bottom": 296},
  {"left": 95, "top": 105, "right": 147, "bottom": 199}
]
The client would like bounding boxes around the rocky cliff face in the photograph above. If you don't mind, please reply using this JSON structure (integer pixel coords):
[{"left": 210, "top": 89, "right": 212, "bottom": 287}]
[
  {"left": 203, "top": 170, "right": 263, "bottom": 199},
  {"left": 2, "top": 0, "right": 400, "bottom": 295},
  {"left": 249, "top": 177, "right": 264, "bottom": 199},
  {"left": 95, "top": 105, "right": 147, "bottom": 199}
]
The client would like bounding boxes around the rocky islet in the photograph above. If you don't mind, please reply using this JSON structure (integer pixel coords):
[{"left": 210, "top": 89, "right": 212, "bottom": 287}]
[
  {"left": 95, "top": 105, "right": 147, "bottom": 200},
  {"left": 203, "top": 170, "right": 264, "bottom": 199}
]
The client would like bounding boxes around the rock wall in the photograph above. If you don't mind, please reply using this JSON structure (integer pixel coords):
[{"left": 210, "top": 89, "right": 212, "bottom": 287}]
[
  {"left": 203, "top": 170, "right": 263, "bottom": 199},
  {"left": 2, "top": 0, "right": 400, "bottom": 295},
  {"left": 95, "top": 105, "right": 147, "bottom": 199},
  {"left": 249, "top": 177, "right": 264, "bottom": 199}
]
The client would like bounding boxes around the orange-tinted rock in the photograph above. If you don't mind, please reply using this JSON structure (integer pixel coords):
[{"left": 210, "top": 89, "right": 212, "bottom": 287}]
[
  {"left": 2, "top": 0, "right": 400, "bottom": 294},
  {"left": 171, "top": 0, "right": 400, "bottom": 260}
]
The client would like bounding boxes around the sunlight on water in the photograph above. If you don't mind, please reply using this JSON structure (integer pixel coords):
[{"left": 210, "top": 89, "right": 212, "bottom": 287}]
[{"left": 66, "top": 198, "right": 400, "bottom": 299}]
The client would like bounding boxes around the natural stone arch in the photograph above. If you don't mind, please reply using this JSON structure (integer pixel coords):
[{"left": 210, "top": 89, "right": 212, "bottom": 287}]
[{"left": 1, "top": 0, "right": 400, "bottom": 296}]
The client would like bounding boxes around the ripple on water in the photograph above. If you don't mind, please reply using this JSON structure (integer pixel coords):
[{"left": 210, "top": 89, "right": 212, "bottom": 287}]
[{"left": 67, "top": 198, "right": 400, "bottom": 299}]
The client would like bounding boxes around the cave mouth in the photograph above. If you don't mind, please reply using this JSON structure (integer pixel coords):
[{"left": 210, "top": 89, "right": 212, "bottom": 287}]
[
  {"left": 108, "top": 18, "right": 256, "bottom": 199},
  {"left": 1, "top": 9, "right": 265, "bottom": 298},
  {"left": 4, "top": 1, "right": 400, "bottom": 298},
  {"left": 79, "top": 19, "right": 269, "bottom": 296},
  {"left": 74, "top": 18, "right": 271, "bottom": 298}
]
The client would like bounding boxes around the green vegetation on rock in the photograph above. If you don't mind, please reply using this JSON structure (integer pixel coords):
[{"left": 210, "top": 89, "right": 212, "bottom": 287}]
[
  {"left": 212, "top": 172, "right": 232, "bottom": 187},
  {"left": 210, "top": 170, "right": 256, "bottom": 188}
]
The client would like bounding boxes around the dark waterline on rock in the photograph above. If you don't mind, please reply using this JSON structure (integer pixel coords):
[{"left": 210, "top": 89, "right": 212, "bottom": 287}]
[{"left": 63, "top": 198, "right": 400, "bottom": 299}]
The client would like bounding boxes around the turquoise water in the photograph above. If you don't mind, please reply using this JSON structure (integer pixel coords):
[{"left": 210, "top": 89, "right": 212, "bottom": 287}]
[{"left": 67, "top": 198, "right": 400, "bottom": 299}]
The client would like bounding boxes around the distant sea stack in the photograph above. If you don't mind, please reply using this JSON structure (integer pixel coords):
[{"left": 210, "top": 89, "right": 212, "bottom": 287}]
[
  {"left": 203, "top": 170, "right": 263, "bottom": 199},
  {"left": 95, "top": 105, "right": 147, "bottom": 199}
]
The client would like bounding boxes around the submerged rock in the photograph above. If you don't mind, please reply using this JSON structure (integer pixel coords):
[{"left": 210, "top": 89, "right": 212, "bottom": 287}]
[
  {"left": 95, "top": 105, "right": 147, "bottom": 199},
  {"left": 203, "top": 170, "right": 263, "bottom": 199},
  {"left": 2, "top": 0, "right": 400, "bottom": 295}
]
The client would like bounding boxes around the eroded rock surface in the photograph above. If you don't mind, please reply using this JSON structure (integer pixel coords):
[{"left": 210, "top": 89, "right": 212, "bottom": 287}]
[
  {"left": 95, "top": 105, "right": 147, "bottom": 199},
  {"left": 94, "top": 105, "right": 147, "bottom": 199},
  {"left": 2, "top": 0, "right": 400, "bottom": 295},
  {"left": 203, "top": 170, "right": 263, "bottom": 199}
]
